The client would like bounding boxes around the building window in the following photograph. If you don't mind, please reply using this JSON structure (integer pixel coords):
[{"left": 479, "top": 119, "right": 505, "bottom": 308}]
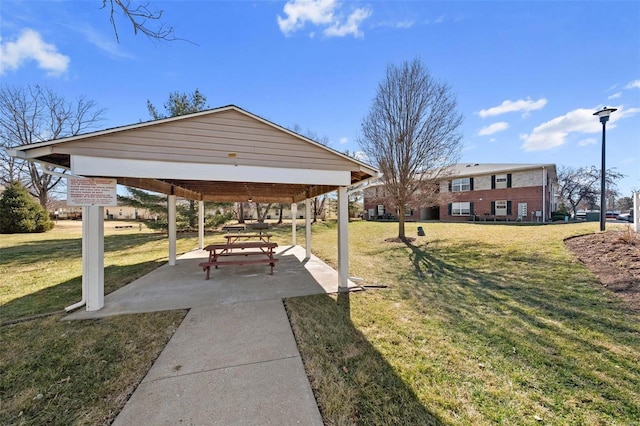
[
  {"left": 492, "top": 173, "right": 512, "bottom": 189},
  {"left": 451, "top": 178, "right": 471, "bottom": 192},
  {"left": 495, "top": 174, "right": 507, "bottom": 189},
  {"left": 451, "top": 202, "right": 471, "bottom": 216},
  {"left": 377, "top": 205, "right": 385, "bottom": 216}
]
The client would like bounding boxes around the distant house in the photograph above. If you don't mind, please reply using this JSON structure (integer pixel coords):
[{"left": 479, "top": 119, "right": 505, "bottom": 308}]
[
  {"left": 47, "top": 200, "right": 151, "bottom": 220},
  {"left": 364, "top": 163, "right": 558, "bottom": 222}
]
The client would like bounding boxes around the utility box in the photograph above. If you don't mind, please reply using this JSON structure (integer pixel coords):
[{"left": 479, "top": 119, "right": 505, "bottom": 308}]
[
  {"left": 417, "top": 226, "right": 425, "bottom": 236},
  {"left": 585, "top": 212, "right": 600, "bottom": 222}
]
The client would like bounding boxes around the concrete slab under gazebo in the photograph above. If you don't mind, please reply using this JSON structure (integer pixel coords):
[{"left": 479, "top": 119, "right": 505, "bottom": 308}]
[{"left": 9, "top": 105, "right": 378, "bottom": 312}]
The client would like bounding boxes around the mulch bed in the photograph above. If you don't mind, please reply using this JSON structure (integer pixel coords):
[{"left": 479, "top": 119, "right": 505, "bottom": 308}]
[{"left": 565, "top": 228, "right": 640, "bottom": 310}]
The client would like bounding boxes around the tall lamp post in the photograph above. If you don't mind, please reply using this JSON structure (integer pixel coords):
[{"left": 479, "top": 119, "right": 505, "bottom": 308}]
[{"left": 593, "top": 106, "right": 617, "bottom": 232}]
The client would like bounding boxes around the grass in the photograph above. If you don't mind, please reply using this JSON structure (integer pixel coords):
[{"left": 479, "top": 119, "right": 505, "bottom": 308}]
[
  {"left": 0, "top": 219, "right": 302, "bottom": 424},
  {"left": 286, "top": 221, "right": 640, "bottom": 425},
  {"left": 0, "top": 221, "right": 200, "bottom": 425},
  {"left": 2, "top": 219, "right": 639, "bottom": 424}
]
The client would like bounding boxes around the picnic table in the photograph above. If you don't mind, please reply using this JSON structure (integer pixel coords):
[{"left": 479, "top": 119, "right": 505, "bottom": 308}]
[
  {"left": 224, "top": 233, "right": 272, "bottom": 244},
  {"left": 199, "top": 241, "right": 278, "bottom": 279},
  {"left": 221, "top": 224, "right": 246, "bottom": 232}
]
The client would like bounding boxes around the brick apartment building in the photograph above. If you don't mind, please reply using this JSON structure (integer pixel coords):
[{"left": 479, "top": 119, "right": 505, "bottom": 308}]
[{"left": 364, "top": 163, "right": 558, "bottom": 222}]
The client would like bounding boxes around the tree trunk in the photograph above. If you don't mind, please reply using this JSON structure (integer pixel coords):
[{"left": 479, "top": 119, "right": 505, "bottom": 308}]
[
  {"left": 313, "top": 198, "right": 318, "bottom": 223},
  {"left": 569, "top": 201, "right": 578, "bottom": 218},
  {"left": 238, "top": 203, "right": 245, "bottom": 223},
  {"left": 188, "top": 200, "right": 197, "bottom": 228},
  {"left": 255, "top": 203, "right": 272, "bottom": 222},
  {"left": 277, "top": 205, "right": 283, "bottom": 224},
  {"left": 397, "top": 205, "right": 406, "bottom": 240},
  {"left": 38, "top": 191, "right": 48, "bottom": 210}
]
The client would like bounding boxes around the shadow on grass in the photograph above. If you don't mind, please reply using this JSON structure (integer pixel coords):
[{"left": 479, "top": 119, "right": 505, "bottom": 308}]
[
  {"left": 401, "top": 240, "right": 640, "bottom": 420},
  {"left": 1, "top": 261, "right": 164, "bottom": 324},
  {"left": 0, "top": 234, "right": 167, "bottom": 266},
  {"left": 285, "top": 292, "right": 443, "bottom": 425}
]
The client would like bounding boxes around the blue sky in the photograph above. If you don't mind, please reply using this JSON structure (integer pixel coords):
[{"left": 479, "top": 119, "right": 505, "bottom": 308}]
[{"left": 2, "top": 0, "right": 639, "bottom": 197}]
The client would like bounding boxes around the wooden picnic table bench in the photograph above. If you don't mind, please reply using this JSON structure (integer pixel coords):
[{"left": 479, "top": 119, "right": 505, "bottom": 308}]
[
  {"left": 199, "top": 241, "right": 278, "bottom": 279},
  {"left": 248, "top": 222, "right": 270, "bottom": 231},
  {"left": 224, "top": 233, "right": 272, "bottom": 244},
  {"left": 221, "top": 224, "right": 247, "bottom": 232}
]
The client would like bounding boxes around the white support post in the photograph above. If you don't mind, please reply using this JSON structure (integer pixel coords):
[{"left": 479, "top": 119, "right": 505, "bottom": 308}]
[
  {"left": 337, "top": 186, "right": 349, "bottom": 290},
  {"left": 83, "top": 205, "right": 104, "bottom": 311},
  {"left": 198, "top": 200, "right": 205, "bottom": 250},
  {"left": 542, "top": 167, "right": 546, "bottom": 223},
  {"left": 168, "top": 195, "right": 177, "bottom": 266},
  {"left": 305, "top": 198, "right": 312, "bottom": 259},
  {"left": 634, "top": 192, "right": 639, "bottom": 233},
  {"left": 291, "top": 202, "right": 297, "bottom": 246}
]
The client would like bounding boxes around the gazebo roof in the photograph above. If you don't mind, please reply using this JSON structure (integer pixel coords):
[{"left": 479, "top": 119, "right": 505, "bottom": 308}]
[{"left": 10, "top": 105, "right": 378, "bottom": 202}]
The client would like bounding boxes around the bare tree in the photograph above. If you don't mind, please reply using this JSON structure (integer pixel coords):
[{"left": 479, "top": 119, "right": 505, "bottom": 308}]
[
  {"left": 0, "top": 85, "right": 105, "bottom": 207},
  {"left": 254, "top": 203, "right": 273, "bottom": 223},
  {"left": 276, "top": 204, "right": 284, "bottom": 224},
  {"left": 102, "top": 0, "right": 178, "bottom": 43},
  {"left": 358, "top": 59, "right": 463, "bottom": 240},
  {"left": 236, "top": 202, "right": 245, "bottom": 224},
  {"left": 311, "top": 196, "right": 326, "bottom": 223},
  {"left": 557, "top": 165, "right": 624, "bottom": 216},
  {"left": 290, "top": 124, "right": 332, "bottom": 223},
  {"left": 616, "top": 196, "right": 633, "bottom": 212}
]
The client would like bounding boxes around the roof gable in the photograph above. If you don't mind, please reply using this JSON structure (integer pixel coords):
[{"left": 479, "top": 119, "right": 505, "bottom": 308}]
[
  {"left": 14, "top": 105, "right": 373, "bottom": 173},
  {"left": 9, "top": 105, "right": 378, "bottom": 202}
]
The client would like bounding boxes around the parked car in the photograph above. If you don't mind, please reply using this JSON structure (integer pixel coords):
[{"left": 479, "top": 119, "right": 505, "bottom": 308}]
[
  {"left": 573, "top": 210, "right": 588, "bottom": 220},
  {"left": 616, "top": 211, "right": 634, "bottom": 222},
  {"left": 606, "top": 211, "right": 621, "bottom": 218}
]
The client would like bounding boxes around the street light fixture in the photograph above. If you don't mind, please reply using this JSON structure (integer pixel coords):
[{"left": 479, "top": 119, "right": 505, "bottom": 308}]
[{"left": 593, "top": 106, "right": 617, "bottom": 232}]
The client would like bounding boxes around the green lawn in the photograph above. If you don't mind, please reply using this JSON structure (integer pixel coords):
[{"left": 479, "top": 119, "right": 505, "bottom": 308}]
[
  {"left": 287, "top": 221, "right": 640, "bottom": 425},
  {"left": 0, "top": 222, "right": 199, "bottom": 425},
  {"left": 2, "top": 220, "right": 638, "bottom": 425},
  {"left": 0, "top": 220, "right": 297, "bottom": 424}
]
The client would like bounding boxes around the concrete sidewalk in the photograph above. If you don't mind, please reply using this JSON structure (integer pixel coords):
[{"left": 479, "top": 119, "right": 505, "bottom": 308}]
[
  {"left": 66, "top": 246, "right": 355, "bottom": 424},
  {"left": 112, "top": 300, "right": 323, "bottom": 425},
  {"left": 66, "top": 245, "right": 352, "bottom": 319}
]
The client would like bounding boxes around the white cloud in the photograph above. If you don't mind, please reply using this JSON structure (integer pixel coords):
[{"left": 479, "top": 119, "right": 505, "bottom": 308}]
[
  {"left": 372, "top": 20, "right": 414, "bottom": 29},
  {"left": 520, "top": 105, "right": 636, "bottom": 152},
  {"left": 350, "top": 150, "right": 369, "bottom": 162},
  {"left": 478, "top": 121, "right": 509, "bottom": 136},
  {"left": 0, "top": 28, "right": 69, "bottom": 76},
  {"left": 608, "top": 92, "right": 622, "bottom": 100},
  {"left": 339, "top": 136, "right": 349, "bottom": 145},
  {"left": 324, "top": 7, "right": 371, "bottom": 38},
  {"left": 577, "top": 138, "right": 597, "bottom": 147},
  {"left": 478, "top": 98, "right": 547, "bottom": 118},
  {"left": 277, "top": 0, "right": 371, "bottom": 38},
  {"left": 625, "top": 80, "right": 640, "bottom": 89}
]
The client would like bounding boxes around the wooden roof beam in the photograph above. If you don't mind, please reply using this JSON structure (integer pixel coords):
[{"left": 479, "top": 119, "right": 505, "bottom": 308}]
[
  {"left": 117, "top": 177, "right": 202, "bottom": 200},
  {"left": 202, "top": 194, "right": 294, "bottom": 203}
]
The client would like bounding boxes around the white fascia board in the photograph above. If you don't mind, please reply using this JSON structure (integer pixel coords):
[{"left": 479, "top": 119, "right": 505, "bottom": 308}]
[
  {"left": 9, "top": 145, "right": 53, "bottom": 159},
  {"left": 71, "top": 155, "right": 352, "bottom": 186}
]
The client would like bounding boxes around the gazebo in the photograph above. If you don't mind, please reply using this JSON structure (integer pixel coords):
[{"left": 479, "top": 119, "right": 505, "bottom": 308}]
[{"left": 9, "top": 105, "right": 379, "bottom": 311}]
